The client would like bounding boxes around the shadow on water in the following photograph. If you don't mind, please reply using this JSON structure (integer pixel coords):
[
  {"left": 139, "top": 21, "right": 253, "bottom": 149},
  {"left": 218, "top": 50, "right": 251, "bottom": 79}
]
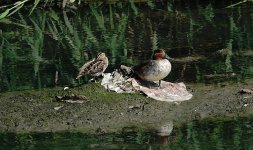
[
  {"left": 0, "top": 1, "right": 252, "bottom": 92},
  {"left": 0, "top": 116, "right": 252, "bottom": 149}
]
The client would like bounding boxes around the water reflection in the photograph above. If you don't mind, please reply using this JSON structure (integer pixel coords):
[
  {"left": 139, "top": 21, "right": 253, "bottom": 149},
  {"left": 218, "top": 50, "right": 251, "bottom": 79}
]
[
  {"left": 0, "top": 116, "right": 252, "bottom": 149},
  {"left": 0, "top": 2, "right": 253, "bottom": 91},
  {"left": 155, "top": 121, "right": 173, "bottom": 145}
]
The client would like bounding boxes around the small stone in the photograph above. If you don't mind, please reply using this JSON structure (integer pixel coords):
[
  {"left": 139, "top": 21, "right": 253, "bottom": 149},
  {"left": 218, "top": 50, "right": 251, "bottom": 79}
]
[
  {"left": 128, "top": 106, "right": 134, "bottom": 109},
  {"left": 244, "top": 104, "right": 248, "bottom": 107},
  {"left": 54, "top": 106, "right": 63, "bottom": 110}
]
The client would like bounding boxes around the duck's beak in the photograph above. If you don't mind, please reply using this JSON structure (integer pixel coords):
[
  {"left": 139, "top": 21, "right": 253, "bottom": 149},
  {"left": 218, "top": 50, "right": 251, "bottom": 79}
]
[{"left": 166, "top": 54, "right": 173, "bottom": 60}]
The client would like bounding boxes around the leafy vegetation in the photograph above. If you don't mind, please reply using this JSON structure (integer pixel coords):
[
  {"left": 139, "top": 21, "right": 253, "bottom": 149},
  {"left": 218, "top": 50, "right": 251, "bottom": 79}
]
[
  {"left": 0, "top": 1, "right": 253, "bottom": 91},
  {"left": 0, "top": 0, "right": 252, "bottom": 20}
]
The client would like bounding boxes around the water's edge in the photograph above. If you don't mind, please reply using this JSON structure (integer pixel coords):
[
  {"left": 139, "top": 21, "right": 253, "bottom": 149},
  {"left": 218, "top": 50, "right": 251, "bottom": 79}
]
[{"left": 0, "top": 78, "right": 252, "bottom": 133}]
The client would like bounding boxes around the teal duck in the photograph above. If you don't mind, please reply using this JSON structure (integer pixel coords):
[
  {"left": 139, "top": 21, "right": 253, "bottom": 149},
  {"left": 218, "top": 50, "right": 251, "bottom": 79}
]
[{"left": 133, "top": 49, "right": 172, "bottom": 87}]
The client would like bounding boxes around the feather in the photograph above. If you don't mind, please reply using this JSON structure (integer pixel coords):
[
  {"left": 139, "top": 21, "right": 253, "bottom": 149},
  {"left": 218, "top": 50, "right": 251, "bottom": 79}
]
[{"left": 76, "top": 53, "right": 108, "bottom": 79}]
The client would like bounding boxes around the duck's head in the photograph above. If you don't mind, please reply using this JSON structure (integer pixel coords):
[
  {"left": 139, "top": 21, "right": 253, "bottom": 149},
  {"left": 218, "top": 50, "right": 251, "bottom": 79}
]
[
  {"left": 152, "top": 49, "right": 172, "bottom": 60},
  {"left": 96, "top": 52, "right": 107, "bottom": 60}
]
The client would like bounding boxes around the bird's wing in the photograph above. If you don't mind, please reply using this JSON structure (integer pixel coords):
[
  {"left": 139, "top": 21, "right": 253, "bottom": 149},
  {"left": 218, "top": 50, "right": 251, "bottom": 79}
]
[
  {"left": 76, "top": 58, "right": 95, "bottom": 79},
  {"left": 88, "top": 60, "right": 107, "bottom": 76},
  {"left": 133, "top": 61, "right": 153, "bottom": 74}
]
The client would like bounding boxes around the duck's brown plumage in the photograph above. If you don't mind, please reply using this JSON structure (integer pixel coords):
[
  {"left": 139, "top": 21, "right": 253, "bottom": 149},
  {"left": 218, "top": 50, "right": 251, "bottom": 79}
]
[{"left": 76, "top": 52, "right": 108, "bottom": 79}]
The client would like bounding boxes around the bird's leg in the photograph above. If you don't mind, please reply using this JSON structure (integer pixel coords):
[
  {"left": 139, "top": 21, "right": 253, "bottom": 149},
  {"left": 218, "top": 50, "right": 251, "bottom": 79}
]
[
  {"left": 94, "top": 77, "right": 99, "bottom": 83},
  {"left": 159, "top": 80, "right": 161, "bottom": 88}
]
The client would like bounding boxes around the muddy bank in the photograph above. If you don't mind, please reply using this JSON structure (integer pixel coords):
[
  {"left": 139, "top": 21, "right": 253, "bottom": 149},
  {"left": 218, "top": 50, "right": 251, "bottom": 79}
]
[{"left": 0, "top": 79, "right": 253, "bottom": 133}]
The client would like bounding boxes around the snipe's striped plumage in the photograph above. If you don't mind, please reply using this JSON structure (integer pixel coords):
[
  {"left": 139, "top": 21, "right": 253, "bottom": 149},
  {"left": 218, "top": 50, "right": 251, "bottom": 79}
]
[
  {"left": 133, "top": 49, "right": 172, "bottom": 86},
  {"left": 76, "top": 52, "right": 109, "bottom": 80}
]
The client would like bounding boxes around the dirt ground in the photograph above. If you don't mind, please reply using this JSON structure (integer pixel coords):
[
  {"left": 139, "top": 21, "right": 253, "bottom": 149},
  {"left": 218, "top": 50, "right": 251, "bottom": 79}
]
[{"left": 0, "top": 78, "right": 253, "bottom": 133}]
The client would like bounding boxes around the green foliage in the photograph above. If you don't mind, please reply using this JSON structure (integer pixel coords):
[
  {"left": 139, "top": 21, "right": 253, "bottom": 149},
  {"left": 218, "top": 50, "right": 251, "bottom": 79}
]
[
  {"left": 130, "top": 1, "right": 138, "bottom": 15},
  {"left": 89, "top": 4, "right": 105, "bottom": 30},
  {"left": 151, "top": 31, "right": 158, "bottom": 51},
  {"left": 29, "top": 0, "right": 41, "bottom": 15},
  {"left": 226, "top": 0, "right": 251, "bottom": 8},
  {"left": 202, "top": 4, "right": 214, "bottom": 22},
  {"left": 147, "top": 0, "right": 155, "bottom": 9},
  {"left": 0, "top": 2, "right": 253, "bottom": 91},
  {"left": 0, "top": 0, "right": 29, "bottom": 20},
  {"left": 0, "top": 9, "right": 10, "bottom": 20}
]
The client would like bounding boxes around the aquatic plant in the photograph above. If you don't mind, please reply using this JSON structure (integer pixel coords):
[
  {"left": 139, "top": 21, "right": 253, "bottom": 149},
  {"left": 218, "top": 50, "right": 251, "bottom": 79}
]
[
  {"left": 226, "top": 0, "right": 252, "bottom": 8},
  {"left": 1, "top": 1, "right": 253, "bottom": 91},
  {"left": 0, "top": 0, "right": 44, "bottom": 20}
]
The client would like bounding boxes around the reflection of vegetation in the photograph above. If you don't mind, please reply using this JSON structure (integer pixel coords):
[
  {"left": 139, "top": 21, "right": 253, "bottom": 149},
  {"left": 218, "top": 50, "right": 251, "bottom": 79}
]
[
  {"left": 0, "top": 116, "right": 252, "bottom": 149},
  {"left": 170, "top": 116, "right": 253, "bottom": 149}
]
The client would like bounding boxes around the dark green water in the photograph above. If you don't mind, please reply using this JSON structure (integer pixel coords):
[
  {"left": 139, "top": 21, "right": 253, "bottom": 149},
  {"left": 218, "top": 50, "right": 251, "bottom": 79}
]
[
  {"left": 0, "top": 116, "right": 253, "bottom": 149},
  {"left": 0, "top": 2, "right": 252, "bottom": 92}
]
